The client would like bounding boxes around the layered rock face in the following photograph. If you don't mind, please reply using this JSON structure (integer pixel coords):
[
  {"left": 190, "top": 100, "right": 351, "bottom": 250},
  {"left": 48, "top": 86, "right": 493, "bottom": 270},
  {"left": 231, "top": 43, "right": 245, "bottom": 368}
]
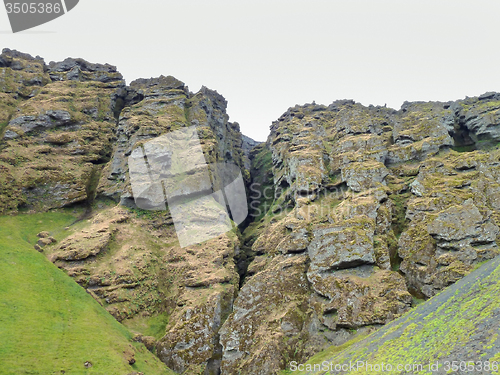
[
  {"left": 0, "top": 49, "right": 248, "bottom": 374},
  {"left": 100, "top": 76, "right": 248, "bottom": 205},
  {"left": 0, "top": 49, "right": 124, "bottom": 213},
  {"left": 2, "top": 48, "right": 500, "bottom": 375},
  {"left": 221, "top": 98, "right": 500, "bottom": 374}
]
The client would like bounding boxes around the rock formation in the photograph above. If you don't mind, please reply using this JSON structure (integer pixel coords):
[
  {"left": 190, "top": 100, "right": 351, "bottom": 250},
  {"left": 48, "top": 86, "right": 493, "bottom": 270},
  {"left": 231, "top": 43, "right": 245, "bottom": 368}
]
[
  {"left": 1, "top": 48, "right": 500, "bottom": 374},
  {"left": 218, "top": 96, "right": 500, "bottom": 373}
]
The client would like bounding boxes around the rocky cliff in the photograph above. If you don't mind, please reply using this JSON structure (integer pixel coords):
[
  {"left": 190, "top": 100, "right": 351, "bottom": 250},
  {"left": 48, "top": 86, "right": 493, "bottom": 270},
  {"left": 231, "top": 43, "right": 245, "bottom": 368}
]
[
  {"left": 1, "top": 48, "right": 500, "bottom": 374},
  {"left": 220, "top": 96, "right": 500, "bottom": 374},
  {"left": 0, "top": 48, "right": 248, "bottom": 374}
]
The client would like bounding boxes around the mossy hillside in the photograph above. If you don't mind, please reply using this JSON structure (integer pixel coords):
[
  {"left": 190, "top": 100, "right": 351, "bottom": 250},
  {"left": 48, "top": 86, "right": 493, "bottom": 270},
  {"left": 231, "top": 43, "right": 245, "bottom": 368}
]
[
  {"left": 0, "top": 212, "right": 172, "bottom": 374},
  {"left": 42, "top": 202, "right": 242, "bottom": 372},
  {"left": 286, "top": 255, "right": 500, "bottom": 375},
  {"left": 124, "top": 311, "right": 171, "bottom": 341},
  {"left": 280, "top": 333, "right": 370, "bottom": 375},
  {"left": 0, "top": 92, "right": 18, "bottom": 133},
  {"left": 43, "top": 206, "right": 175, "bottom": 323}
]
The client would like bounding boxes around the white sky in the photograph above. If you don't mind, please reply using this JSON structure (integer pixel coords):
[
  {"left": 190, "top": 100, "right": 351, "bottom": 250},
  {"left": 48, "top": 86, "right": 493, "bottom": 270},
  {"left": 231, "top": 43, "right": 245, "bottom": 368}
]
[{"left": 1, "top": 0, "right": 500, "bottom": 141}]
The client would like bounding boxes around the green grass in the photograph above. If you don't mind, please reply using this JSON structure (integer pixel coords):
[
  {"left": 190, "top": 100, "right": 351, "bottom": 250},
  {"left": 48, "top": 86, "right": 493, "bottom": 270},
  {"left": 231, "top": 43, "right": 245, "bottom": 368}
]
[
  {"left": 389, "top": 191, "right": 411, "bottom": 237},
  {"left": 123, "top": 312, "right": 170, "bottom": 340},
  {"left": 280, "top": 333, "right": 370, "bottom": 374},
  {"left": 0, "top": 120, "right": 8, "bottom": 135},
  {"left": 451, "top": 144, "right": 476, "bottom": 153},
  {"left": 0, "top": 212, "right": 173, "bottom": 374}
]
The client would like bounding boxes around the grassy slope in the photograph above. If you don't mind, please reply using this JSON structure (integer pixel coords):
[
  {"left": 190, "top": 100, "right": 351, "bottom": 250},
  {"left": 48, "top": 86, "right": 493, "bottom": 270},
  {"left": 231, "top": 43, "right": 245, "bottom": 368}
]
[
  {"left": 0, "top": 212, "right": 173, "bottom": 375},
  {"left": 284, "top": 256, "right": 500, "bottom": 375}
]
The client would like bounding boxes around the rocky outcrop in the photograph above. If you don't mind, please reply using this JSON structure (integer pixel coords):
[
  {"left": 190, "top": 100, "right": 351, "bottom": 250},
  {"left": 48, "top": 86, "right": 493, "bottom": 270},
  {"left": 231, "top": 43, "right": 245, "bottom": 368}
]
[
  {"left": 100, "top": 77, "right": 249, "bottom": 205},
  {"left": 46, "top": 192, "right": 241, "bottom": 374},
  {"left": 398, "top": 151, "right": 500, "bottom": 298},
  {"left": 241, "top": 135, "right": 260, "bottom": 170},
  {"left": 2, "top": 49, "right": 500, "bottom": 375},
  {"left": 220, "top": 255, "right": 311, "bottom": 375},
  {"left": 221, "top": 95, "right": 500, "bottom": 374},
  {"left": 0, "top": 48, "right": 124, "bottom": 213},
  {"left": 457, "top": 93, "right": 500, "bottom": 145},
  {"left": 47, "top": 57, "right": 123, "bottom": 83},
  {"left": 220, "top": 186, "right": 412, "bottom": 374},
  {"left": 0, "top": 48, "right": 251, "bottom": 374},
  {"left": 0, "top": 50, "right": 250, "bottom": 216},
  {"left": 295, "top": 255, "right": 500, "bottom": 374}
]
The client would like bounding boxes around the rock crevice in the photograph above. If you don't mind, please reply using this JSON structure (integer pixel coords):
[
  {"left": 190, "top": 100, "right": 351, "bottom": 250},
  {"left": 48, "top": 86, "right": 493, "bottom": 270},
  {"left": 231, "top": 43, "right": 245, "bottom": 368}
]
[{"left": 2, "top": 49, "right": 500, "bottom": 375}]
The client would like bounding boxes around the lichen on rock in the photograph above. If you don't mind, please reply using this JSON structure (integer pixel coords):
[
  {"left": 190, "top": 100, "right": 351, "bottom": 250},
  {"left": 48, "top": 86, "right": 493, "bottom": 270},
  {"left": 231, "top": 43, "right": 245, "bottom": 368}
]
[{"left": 2, "top": 49, "right": 500, "bottom": 375}]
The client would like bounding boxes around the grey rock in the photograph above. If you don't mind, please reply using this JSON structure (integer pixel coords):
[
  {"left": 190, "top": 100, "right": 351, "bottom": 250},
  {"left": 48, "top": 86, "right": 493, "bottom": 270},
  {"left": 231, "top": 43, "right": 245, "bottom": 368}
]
[
  {"left": 48, "top": 57, "right": 123, "bottom": 83},
  {"left": 3, "top": 130, "right": 19, "bottom": 140},
  {"left": 277, "top": 227, "right": 310, "bottom": 254},
  {"left": 428, "top": 199, "right": 499, "bottom": 254},
  {"left": 308, "top": 221, "right": 375, "bottom": 273},
  {"left": 341, "top": 161, "right": 389, "bottom": 192},
  {"left": 463, "top": 109, "right": 500, "bottom": 142},
  {"left": 478, "top": 92, "right": 498, "bottom": 101},
  {"left": 410, "top": 179, "right": 425, "bottom": 197},
  {"left": 241, "top": 135, "right": 261, "bottom": 170},
  {"left": 307, "top": 266, "right": 411, "bottom": 329},
  {"left": 8, "top": 110, "right": 73, "bottom": 135}
]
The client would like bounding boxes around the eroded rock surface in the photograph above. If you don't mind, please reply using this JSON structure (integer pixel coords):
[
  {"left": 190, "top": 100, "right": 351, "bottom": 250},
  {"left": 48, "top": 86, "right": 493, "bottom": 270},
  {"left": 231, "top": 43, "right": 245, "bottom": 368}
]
[
  {"left": 398, "top": 151, "right": 500, "bottom": 298},
  {"left": 221, "top": 96, "right": 500, "bottom": 374},
  {"left": 2, "top": 49, "right": 500, "bottom": 375},
  {"left": 0, "top": 48, "right": 124, "bottom": 213},
  {"left": 100, "top": 77, "right": 249, "bottom": 205}
]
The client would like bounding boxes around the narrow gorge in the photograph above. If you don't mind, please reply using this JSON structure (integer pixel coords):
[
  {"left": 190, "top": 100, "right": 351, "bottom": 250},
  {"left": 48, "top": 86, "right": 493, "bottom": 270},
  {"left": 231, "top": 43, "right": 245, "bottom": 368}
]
[{"left": 1, "top": 48, "right": 500, "bottom": 374}]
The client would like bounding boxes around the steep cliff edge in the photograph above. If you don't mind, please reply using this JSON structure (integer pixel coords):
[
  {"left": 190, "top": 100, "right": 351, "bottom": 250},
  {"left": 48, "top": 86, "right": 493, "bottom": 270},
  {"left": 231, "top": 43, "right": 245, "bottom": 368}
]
[
  {"left": 1, "top": 48, "right": 500, "bottom": 375},
  {"left": 0, "top": 48, "right": 124, "bottom": 213},
  {"left": 222, "top": 98, "right": 500, "bottom": 374},
  {"left": 0, "top": 48, "right": 249, "bottom": 374}
]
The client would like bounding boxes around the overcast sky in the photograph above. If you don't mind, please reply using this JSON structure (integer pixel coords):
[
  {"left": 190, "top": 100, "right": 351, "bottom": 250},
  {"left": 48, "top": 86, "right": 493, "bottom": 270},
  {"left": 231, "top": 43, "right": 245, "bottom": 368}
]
[{"left": 2, "top": 0, "right": 500, "bottom": 141}]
